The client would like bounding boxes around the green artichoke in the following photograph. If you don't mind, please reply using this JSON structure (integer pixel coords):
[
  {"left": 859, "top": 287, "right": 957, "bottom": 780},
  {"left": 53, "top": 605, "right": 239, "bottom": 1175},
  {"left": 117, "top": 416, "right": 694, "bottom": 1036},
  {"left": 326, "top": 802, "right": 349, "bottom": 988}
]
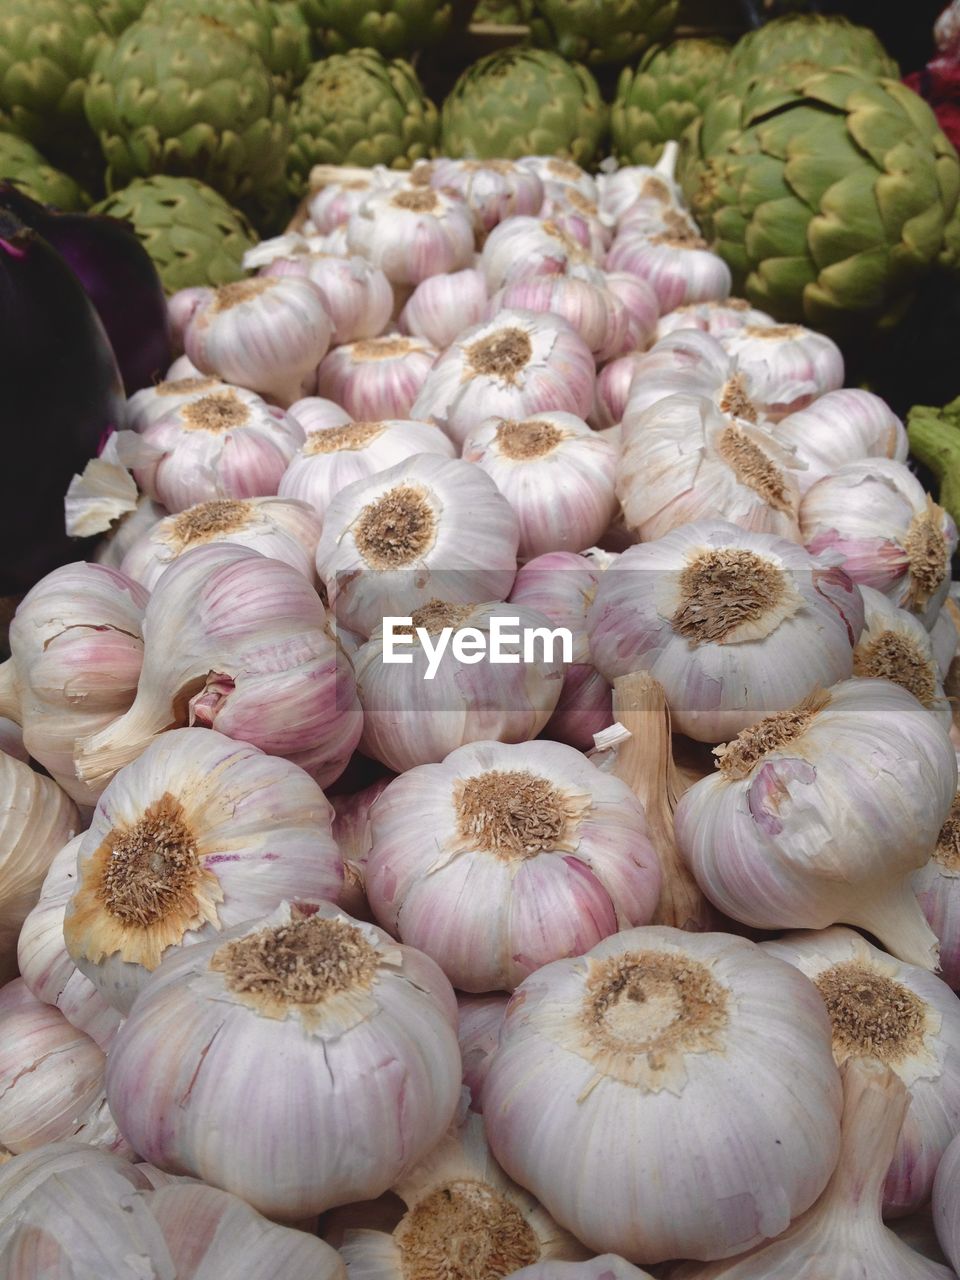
[
  {"left": 287, "top": 49, "right": 438, "bottom": 195},
  {"left": 472, "top": 0, "right": 531, "bottom": 24},
  {"left": 84, "top": 15, "right": 289, "bottom": 224},
  {"left": 93, "top": 0, "right": 149, "bottom": 36},
  {"left": 528, "top": 0, "right": 678, "bottom": 68},
  {"left": 722, "top": 14, "right": 898, "bottom": 86},
  {"left": 679, "top": 65, "right": 960, "bottom": 334},
  {"left": 0, "top": 132, "right": 90, "bottom": 209},
  {"left": 612, "top": 38, "right": 730, "bottom": 166},
  {"left": 301, "top": 0, "right": 452, "bottom": 59},
  {"left": 441, "top": 47, "right": 608, "bottom": 167},
  {"left": 907, "top": 397, "right": 960, "bottom": 532},
  {"left": 91, "top": 175, "right": 257, "bottom": 293}
]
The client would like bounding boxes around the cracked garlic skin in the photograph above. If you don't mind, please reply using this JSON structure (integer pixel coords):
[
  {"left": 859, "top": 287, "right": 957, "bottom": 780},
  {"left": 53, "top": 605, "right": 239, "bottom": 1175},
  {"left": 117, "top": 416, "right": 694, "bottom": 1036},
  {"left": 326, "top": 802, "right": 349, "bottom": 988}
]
[
  {"left": 482, "top": 927, "right": 842, "bottom": 1265},
  {"left": 105, "top": 902, "right": 462, "bottom": 1221}
]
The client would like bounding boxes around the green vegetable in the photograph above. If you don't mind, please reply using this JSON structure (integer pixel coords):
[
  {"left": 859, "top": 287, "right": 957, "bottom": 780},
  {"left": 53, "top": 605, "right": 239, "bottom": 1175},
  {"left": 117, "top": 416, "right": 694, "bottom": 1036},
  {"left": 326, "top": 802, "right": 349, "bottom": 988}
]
[
  {"left": 300, "top": 0, "right": 452, "bottom": 59},
  {"left": 528, "top": 0, "right": 678, "bottom": 68},
  {"left": 722, "top": 14, "right": 898, "bottom": 85},
  {"left": 908, "top": 398, "right": 960, "bottom": 532},
  {"left": 0, "top": 133, "right": 90, "bottom": 209}
]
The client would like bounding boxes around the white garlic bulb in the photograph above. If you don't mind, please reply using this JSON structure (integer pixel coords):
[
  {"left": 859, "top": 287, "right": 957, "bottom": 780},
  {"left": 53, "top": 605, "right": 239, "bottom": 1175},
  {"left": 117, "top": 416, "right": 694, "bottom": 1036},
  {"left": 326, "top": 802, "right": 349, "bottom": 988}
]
[
  {"left": 105, "top": 901, "right": 462, "bottom": 1220},
  {"left": 307, "top": 168, "right": 386, "bottom": 232},
  {"left": 511, "top": 1259, "right": 655, "bottom": 1280},
  {"left": 606, "top": 228, "right": 732, "bottom": 311},
  {"left": 596, "top": 160, "right": 682, "bottom": 225},
  {"left": 457, "top": 991, "right": 508, "bottom": 1110},
  {"left": 92, "top": 495, "right": 167, "bottom": 572},
  {"left": 489, "top": 276, "right": 631, "bottom": 361},
  {"left": 287, "top": 394, "right": 351, "bottom": 432},
  {"left": 775, "top": 389, "right": 908, "bottom": 491},
  {"left": 934, "top": 1130, "right": 960, "bottom": 1272},
  {"left": 539, "top": 187, "right": 612, "bottom": 257},
  {"left": 603, "top": 270, "right": 659, "bottom": 350},
  {"left": 623, "top": 329, "right": 767, "bottom": 423},
  {"left": 718, "top": 323, "right": 844, "bottom": 419},
  {"left": 521, "top": 156, "right": 598, "bottom": 204},
  {"left": 315, "top": 334, "right": 439, "bottom": 421},
  {"left": 654, "top": 297, "right": 775, "bottom": 340},
  {"left": 260, "top": 252, "right": 393, "bottom": 345},
  {"left": 399, "top": 268, "right": 490, "bottom": 348},
  {"left": 915, "top": 762, "right": 960, "bottom": 990},
  {"left": 676, "top": 679, "right": 957, "bottom": 968},
  {"left": 346, "top": 186, "right": 475, "bottom": 284},
  {"left": 480, "top": 216, "right": 596, "bottom": 292},
  {"left": 429, "top": 158, "right": 544, "bottom": 234},
  {"left": 853, "top": 585, "right": 951, "bottom": 728},
  {"left": 331, "top": 776, "right": 392, "bottom": 923},
  {"left": 126, "top": 373, "right": 224, "bottom": 434}
]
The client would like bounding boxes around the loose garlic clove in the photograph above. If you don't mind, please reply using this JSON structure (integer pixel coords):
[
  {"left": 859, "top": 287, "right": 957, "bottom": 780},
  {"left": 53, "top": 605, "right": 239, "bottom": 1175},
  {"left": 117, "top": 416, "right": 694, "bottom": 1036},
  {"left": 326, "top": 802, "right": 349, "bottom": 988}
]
[
  {"left": 853, "top": 585, "right": 951, "bottom": 728},
  {"left": 105, "top": 901, "right": 462, "bottom": 1220},
  {"left": 654, "top": 297, "right": 776, "bottom": 340},
  {"left": 65, "top": 727, "right": 343, "bottom": 1014},
  {"left": 915, "top": 763, "right": 960, "bottom": 990},
  {"left": 120, "top": 496, "right": 322, "bottom": 590},
  {"left": 346, "top": 186, "right": 475, "bottom": 285},
  {"left": 429, "top": 158, "right": 545, "bottom": 235},
  {"left": 676, "top": 679, "right": 957, "bottom": 968},
  {"left": 587, "top": 519, "right": 864, "bottom": 743},
  {"left": 591, "top": 353, "right": 645, "bottom": 430},
  {"left": 603, "top": 270, "right": 659, "bottom": 351},
  {"left": 75, "top": 545, "right": 362, "bottom": 791},
  {"left": 315, "top": 453, "right": 519, "bottom": 638},
  {"left": 332, "top": 776, "right": 393, "bottom": 923},
  {"left": 315, "top": 334, "right": 440, "bottom": 421},
  {"left": 260, "top": 252, "right": 393, "bottom": 345},
  {"left": 410, "top": 310, "right": 595, "bottom": 450},
  {"left": 718, "top": 322, "right": 844, "bottom": 420},
  {"left": 457, "top": 992, "right": 508, "bottom": 1111},
  {"left": 399, "top": 268, "right": 489, "bottom": 348},
  {"left": 366, "top": 738, "right": 661, "bottom": 993},
  {"left": 775, "top": 388, "right": 908, "bottom": 492},
  {"left": 488, "top": 276, "right": 631, "bottom": 361},
  {"left": 463, "top": 414, "right": 618, "bottom": 560},
  {"left": 483, "top": 927, "right": 842, "bottom": 1265},
  {"left": 606, "top": 226, "right": 732, "bottom": 312},
  {"left": 126, "top": 373, "right": 225, "bottom": 434},
  {"left": 801, "top": 459, "right": 958, "bottom": 628},
  {"left": 354, "top": 601, "right": 565, "bottom": 774},
  {"left": 762, "top": 926, "right": 960, "bottom": 1218}
]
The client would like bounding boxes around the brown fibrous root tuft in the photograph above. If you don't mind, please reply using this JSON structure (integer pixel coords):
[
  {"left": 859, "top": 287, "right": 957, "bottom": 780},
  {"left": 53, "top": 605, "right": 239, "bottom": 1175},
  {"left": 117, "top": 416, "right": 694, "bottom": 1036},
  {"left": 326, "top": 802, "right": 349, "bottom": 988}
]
[
  {"left": 815, "top": 961, "right": 927, "bottom": 1065},
  {"left": 853, "top": 631, "right": 938, "bottom": 707},
  {"left": 394, "top": 1179, "right": 540, "bottom": 1280},
  {"left": 99, "top": 794, "right": 200, "bottom": 926},
  {"left": 671, "top": 547, "right": 786, "bottom": 646},
  {"left": 714, "top": 689, "right": 831, "bottom": 780},
  {"left": 303, "top": 421, "right": 385, "bottom": 454},
  {"left": 465, "top": 328, "right": 533, "bottom": 382},
  {"left": 180, "top": 390, "right": 250, "bottom": 433},
  {"left": 170, "top": 499, "right": 251, "bottom": 548},
  {"left": 716, "top": 426, "right": 789, "bottom": 508},
  {"left": 936, "top": 792, "right": 960, "bottom": 871},
  {"left": 495, "top": 419, "right": 563, "bottom": 460},
  {"left": 354, "top": 484, "right": 437, "bottom": 569},
  {"left": 454, "top": 770, "right": 573, "bottom": 859},
  {"left": 210, "top": 278, "right": 275, "bottom": 312},
  {"left": 905, "top": 499, "right": 949, "bottom": 610},
  {"left": 718, "top": 373, "right": 758, "bottom": 424}
]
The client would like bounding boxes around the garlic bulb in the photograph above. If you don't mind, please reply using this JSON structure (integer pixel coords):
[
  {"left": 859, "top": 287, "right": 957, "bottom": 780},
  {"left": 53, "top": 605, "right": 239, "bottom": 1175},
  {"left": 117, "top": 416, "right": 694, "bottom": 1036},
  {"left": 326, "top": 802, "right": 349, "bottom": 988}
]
[
  {"left": 654, "top": 297, "right": 775, "bottom": 340},
  {"left": 462, "top": 414, "right": 618, "bottom": 560},
  {"left": 676, "top": 678, "right": 957, "bottom": 967},
  {"left": 354, "top": 601, "right": 564, "bottom": 774},
  {"left": 596, "top": 161, "right": 681, "bottom": 225},
  {"left": 915, "top": 762, "right": 960, "bottom": 989},
  {"left": 592, "top": 353, "right": 645, "bottom": 430},
  {"left": 483, "top": 926, "right": 842, "bottom": 1264},
  {"left": 279, "top": 418, "right": 455, "bottom": 520},
  {"left": 315, "top": 335, "right": 439, "bottom": 421},
  {"left": 0, "top": 562, "right": 147, "bottom": 805},
  {"left": 346, "top": 186, "right": 475, "bottom": 284},
  {"left": 480, "top": 217, "right": 595, "bottom": 292},
  {"left": 92, "top": 495, "right": 167, "bottom": 572},
  {"left": 457, "top": 992, "right": 507, "bottom": 1110},
  {"left": 763, "top": 926, "right": 960, "bottom": 1218},
  {"left": 332, "top": 776, "right": 393, "bottom": 922},
  {"left": 615, "top": 200, "right": 700, "bottom": 242},
  {"left": 0, "top": 719, "right": 25, "bottom": 763},
  {"left": 511, "top": 1259, "right": 655, "bottom": 1280},
  {"left": 587, "top": 519, "right": 864, "bottom": 742},
  {"left": 366, "top": 738, "right": 661, "bottom": 992},
  {"left": 603, "top": 270, "right": 659, "bottom": 350},
  {"left": 775, "top": 389, "right": 908, "bottom": 491},
  {"left": 75, "top": 545, "right": 362, "bottom": 790},
  {"left": 133, "top": 384, "right": 306, "bottom": 513},
  {"left": 184, "top": 277, "right": 333, "bottom": 407},
  {"left": 617, "top": 395, "right": 803, "bottom": 542},
  {"left": 489, "top": 276, "right": 631, "bottom": 361},
  {"left": 673, "top": 1058, "right": 954, "bottom": 1280},
  {"left": 260, "top": 252, "right": 393, "bottom": 345},
  {"left": 801, "top": 459, "right": 958, "bottom": 627},
  {"left": 288, "top": 395, "right": 351, "bottom": 432},
  {"left": 933, "top": 604, "right": 960, "bottom": 680},
  {"left": 520, "top": 156, "right": 598, "bottom": 204},
  {"left": 307, "top": 168, "right": 387, "bottom": 232},
  {"left": 126, "top": 373, "right": 224, "bottom": 434},
  {"left": 105, "top": 901, "right": 462, "bottom": 1220},
  {"left": 934, "top": 1130, "right": 960, "bottom": 1272},
  {"left": 167, "top": 286, "right": 210, "bottom": 349},
  {"left": 410, "top": 310, "right": 595, "bottom": 450},
  {"left": 718, "top": 323, "right": 844, "bottom": 419},
  {"left": 17, "top": 836, "right": 122, "bottom": 1050},
  {"left": 315, "top": 453, "right": 519, "bottom": 638},
  {"left": 399, "top": 268, "right": 490, "bottom": 348},
  {"left": 0, "top": 980, "right": 126, "bottom": 1157},
  {"left": 622, "top": 329, "right": 754, "bottom": 420},
  {"left": 164, "top": 352, "right": 204, "bottom": 379},
  {"left": 853, "top": 585, "right": 951, "bottom": 728},
  {"left": 339, "top": 1111, "right": 591, "bottom": 1277},
  {"left": 606, "top": 228, "right": 732, "bottom": 311},
  {"left": 539, "top": 188, "right": 612, "bottom": 258},
  {"left": 429, "top": 158, "right": 544, "bottom": 234},
  {"left": 120, "top": 496, "right": 321, "bottom": 590},
  {"left": 65, "top": 727, "right": 342, "bottom": 1014}
]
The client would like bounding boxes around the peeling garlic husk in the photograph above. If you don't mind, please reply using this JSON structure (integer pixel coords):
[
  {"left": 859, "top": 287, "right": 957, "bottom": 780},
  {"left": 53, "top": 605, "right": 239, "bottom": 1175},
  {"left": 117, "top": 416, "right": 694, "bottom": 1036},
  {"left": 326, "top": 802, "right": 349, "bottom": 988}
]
[
  {"left": 606, "top": 229, "right": 732, "bottom": 312},
  {"left": 654, "top": 298, "right": 775, "bottom": 340},
  {"left": 915, "top": 758, "right": 960, "bottom": 990},
  {"left": 75, "top": 545, "right": 362, "bottom": 791},
  {"left": 332, "top": 777, "right": 393, "bottom": 923},
  {"left": 672, "top": 1058, "right": 955, "bottom": 1279},
  {"left": 315, "top": 453, "right": 519, "bottom": 638},
  {"left": 457, "top": 992, "right": 508, "bottom": 1111},
  {"left": 346, "top": 186, "right": 475, "bottom": 285},
  {"left": 64, "top": 727, "right": 342, "bottom": 1014},
  {"left": 315, "top": 334, "right": 439, "bottom": 421},
  {"left": 339, "top": 1111, "right": 591, "bottom": 1278},
  {"left": 398, "top": 268, "right": 489, "bottom": 348},
  {"left": 366, "top": 738, "right": 661, "bottom": 992},
  {"left": 853, "top": 585, "right": 952, "bottom": 729},
  {"left": 587, "top": 519, "right": 864, "bottom": 742},
  {"left": 428, "top": 158, "right": 544, "bottom": 234},
  {"left": 260, "top": 252, "right": 393, "bottom": 345},
  {"left": 92, "top": 495, "right": 167, "bottom": 572},
  {"left": 105, "top": 901, "right": 462, "bottom": 1221},
  {"left": 775, "top": 389, "right": 909, "bottom": 492},
  {"left": 483, "top": 926, "right": 842, "bottom": 1264},
  {"left": 126, "top": 373, "right": 225, "bottom": 434},
  {"left": 717, "top": 323, "right": 844, "bottom": 419},
  {"left": 480, "top": 216, "right": 596, "bottom": 292},
  {"left": 354, "top": 601, "right": 565, "bottom": 775},
  {"left": 623, "top": 329, "right": 768, "bottom": 423},
  {"left": 800, "top": 458, "right": 958, "bottom": 628},
  {"left": 676, "top": 678, "right": 957, "bottom": 969},
  {"left": 488, "top": 276, "right": 631, "bottom": 361}
]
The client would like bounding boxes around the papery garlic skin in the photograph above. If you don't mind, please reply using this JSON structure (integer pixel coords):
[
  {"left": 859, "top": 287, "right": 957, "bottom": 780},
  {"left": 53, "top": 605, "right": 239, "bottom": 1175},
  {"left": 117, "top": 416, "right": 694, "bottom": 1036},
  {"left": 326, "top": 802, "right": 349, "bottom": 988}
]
[
  {"left": 775, "top": 389, "right": 908, "bottom": 492},
  {"left": 801, "top": 459, "right": 958, "bottom": 627},
  {"left": 677, "top": 679, "right": 957, "bottom": 968},
  {"left": 597, "top": 163, "right": 682, "bottom": 225},
  {"left": 429, "top": 158, "right": 544, "bottom": 234},
  {"left": 410, "top": 310, "right": 595, "bottom": 450},
  {"left": 105, "top": 901, "right": 462, "bottom": 1221},
  {"left": 184, "top": 277, "right": 334, "bottom": 407},
  {"left": 93, "top": 495, "right": 168, "bottom": 572},
  {"left": 399, "top": 268, "right": 489, "bottom": 348},
  {"left": 521, "top": 156, "right": 599, "bottom": 204},
  {"left": 332, "top": 777, "right": 393, "bottom": 923},
  {"left": 260, "top": 253, "right": 393, "bottom": 346},
  {"left": 539, "top": 188, "right": 612, "bottom": 258},
  {"left": 65, "top": 727, "right": 342, "bottom": 1014},
  {"left": 592, "top": 353, "right": 644, "bottom": 430},
  {"left": 366, "top": 739, "right": 661, "bottom": 992},
  {"left": 718, "top": 323, "right": 844, "bottom": 419},
  {"left": 511, "top": 1258, "right": 656, "bottom": 1280},
  {"left": 480, "top": 216, "right": 596, "bottom": 292},
  {"left": 165, "top": 352, "right": 204, "bottom": 379},
  {"left": 587, "top": 520, "right": 864, "bottom": 742},
  {"left": 315, "top": 335, "right": 439, "bottom": 421},
  {"left": 346, "top": 187, "right": 475, "bottom": 285},
  {"left": 457, "top": 992, "right": 508, "bottom": 1110},
  {"left": 75, "top": 545, "right": 362, "bottom": 791},
  {"left": 622, "top": 328, "right": 776, "bottom": 425},
  {"left": 854, "top": 586, "right": 951, "bottom": 728},
  {"left": 934, "top": 1130, "right": 960, "bottom": 1271},
  {"left": 167, "top": 286, "right": 211, "bottom": 350},
  {"left": 489, "top": 276, "right": 631, "bottom": 361},
  {"left": 463, "top": 413, "right": 618, "bottom": 560},
  {"left": 604, "top": 270, "right": 659, "bottom": 351},
  {"left": 483, "top": 926, "right": 842, "bottom": 1264},
  {"left": 308, "top": 170, "right": 387, "bottom": 232},
  {"left": 606, "top": 231, "right": 732, "bottom": 312},
  {"left": 932, "top": 605, "right": 959, "bottom": 681},
  {"left": 915, "top": 762, "right": 960, "bottom": 990},
  {"left": 355, "top": 601, "right": 564, "bottom": 774},
  {"left": 287, "top": 395, "right": 351, "bottom": 432},
  {"left": 120, "top": 496, "right": 321, "bottom": 590},
  {"left": 315, "top": 453, "right": 519, "bottom": 638},
  {"left": 126, "top": 374, "right": 225, "bottom": 435},
  {"left": 762, "top": 926, "right": 960, "bottom": 1218},
  {"left": 654, "top": 298, "right": 775, "bottom": 340},
  {"left": 0, "top": 719, "right": 25, "bottom": 763}
]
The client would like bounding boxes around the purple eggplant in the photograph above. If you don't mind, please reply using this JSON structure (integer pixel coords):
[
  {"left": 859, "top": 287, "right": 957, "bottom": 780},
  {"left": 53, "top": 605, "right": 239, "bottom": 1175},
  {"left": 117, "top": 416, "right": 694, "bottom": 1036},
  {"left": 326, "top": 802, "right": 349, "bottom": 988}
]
[
  {"left": 0, "top": 184, "right": 171, "bottom": 395},
  {"left": 0, "top": 213, "right": 125, "bottom": 597}
]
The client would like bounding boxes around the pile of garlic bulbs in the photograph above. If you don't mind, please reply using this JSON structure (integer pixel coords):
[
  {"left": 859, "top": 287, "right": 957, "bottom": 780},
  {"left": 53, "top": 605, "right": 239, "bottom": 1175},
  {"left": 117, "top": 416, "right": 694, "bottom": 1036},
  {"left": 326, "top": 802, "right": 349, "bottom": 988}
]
[{"left": 2, "top": 144, "right": 960, "bottom": 1278}]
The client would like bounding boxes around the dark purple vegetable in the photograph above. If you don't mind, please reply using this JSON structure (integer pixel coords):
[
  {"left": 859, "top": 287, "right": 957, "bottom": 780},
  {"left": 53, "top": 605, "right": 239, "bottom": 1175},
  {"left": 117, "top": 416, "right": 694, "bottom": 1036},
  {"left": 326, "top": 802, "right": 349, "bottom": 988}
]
[
  {"left": 0, "top": 184, "right": 171, "bottom": 395},
  {"left": 0, "top": 213, "right": 125, "bottom": 597}
]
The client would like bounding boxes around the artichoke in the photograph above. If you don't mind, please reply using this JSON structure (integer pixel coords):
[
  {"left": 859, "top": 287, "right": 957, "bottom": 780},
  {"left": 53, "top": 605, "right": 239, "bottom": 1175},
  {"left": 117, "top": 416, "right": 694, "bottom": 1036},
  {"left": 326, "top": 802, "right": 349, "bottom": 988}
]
[
  {"left": 90, "top": 175, "right": 257, "bottom": 294},
  {"left": 0, "top": 133, "right": 90, "bottom": 209},
  {"left": 612, "top": 38, "right": 730, "bottom": 166},
  {"left": 907, "top": 396, "right": 960, "bottom": 532},
  {"left": 94, "top": 0, "right": 149, "bottom": 35},
  {"left": 301, "top": 0, "right": 452, "bottom": 59},
  {"left": 84, "top": 15, "right": 289, "bottom": 224},
  {"left": 722, "top": 14, "right": 898, "bottom": 86},
  {"left": 528, "top": 0, "right": 678, "bottom": 68},
  {"left": 472, "top": 0, "right": 531, "bottom": 23},
  {"left": 680, "top": 65, "right": 960, "bottom": 335},
  {"left": 287, "top": 49, "right": 438, "bottom": 195},
  {"left": 441, "top": 47, "right": 608, "bottom": 167}
]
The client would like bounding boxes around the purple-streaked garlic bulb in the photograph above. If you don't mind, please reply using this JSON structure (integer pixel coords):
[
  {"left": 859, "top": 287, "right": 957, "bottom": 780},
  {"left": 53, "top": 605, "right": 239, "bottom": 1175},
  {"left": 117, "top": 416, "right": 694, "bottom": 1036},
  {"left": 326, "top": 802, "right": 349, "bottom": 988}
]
[
  {"left": 315, "top": 334, "right": 439, "bottom": 421},
  {"left": 592, "top": 353, "right": 645, "bottom": 429},
  {"left": 538, "top": 187, "right": 612, "bottom": 257},
  {"left": 126, "top": 373, "right": 224, "bottom": 434},
  {"left": 307, "top": 169, "right": 385, "bottom": 232},
  {"left": 346, "top": 186, "right": 474, "bottom": 285},
  {"left": 429, "top": 158, "right": 544, "bottom": 234},
  {"left": 399, "top": 268, "right": 489, "bottom": 348},
  {"left": 854, "top": 585, "right": 951, "bottom": 728},
  {"left": 603, "top": 270, "right": 659, "bottom": 351},
  {"left": 331, "top": 776, "right": 393, "bottom": 922},
  {"left": 488, "top": 275, "right": 631, "bottom": 361},
  {"left": 606, "top": 225, "right": 731, "bottom": 312},
  {"left": 718, "top": 323, "right": 843, "bottom": 419},
  {"left": 775, "top": 389, "right": 909, "bottom": 492},
  {"left": 597, "top": 163, "right": 682, "bottom": 225},
  {"left": 520, "top": 156, "right": 598, "bottom": 203},
  {"left": 480, "top": 216, "right": 597, "bottom": 292},
  {"left": 287, "top": 395, "right": 351, "bottom": 432},
  {"left": 457, "top": 992, "right": 508, "bottom": 1110},
  {"left": 916, "top": 761, "right": 960, "bottom": 990},
  {"left": 654, "top": 297, "right": 775, "bottom": 340},
  {"left": 167, "top": 286, "right": 211, "bottom": 350},
  {"left": 260, "top": 253, "right": 393, "bottom": 345}
]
